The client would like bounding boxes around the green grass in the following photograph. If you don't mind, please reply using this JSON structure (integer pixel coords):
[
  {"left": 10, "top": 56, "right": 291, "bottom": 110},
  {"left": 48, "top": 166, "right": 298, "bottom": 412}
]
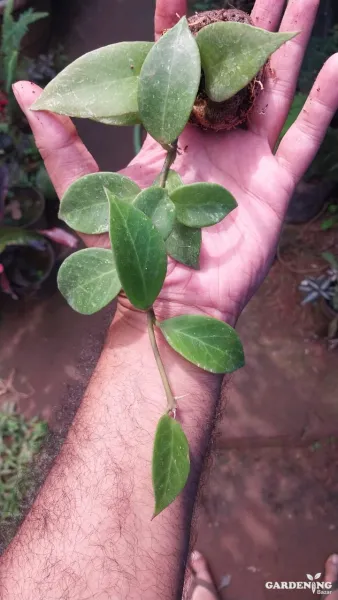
[{"left": 0, "top": 402, "right": 48, "bottom": 521}]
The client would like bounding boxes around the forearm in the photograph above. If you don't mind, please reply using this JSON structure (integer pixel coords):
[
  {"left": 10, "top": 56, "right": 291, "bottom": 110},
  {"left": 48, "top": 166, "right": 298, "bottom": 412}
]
[{"left": 0, "top": 307, "right": 222, "bottom": 600}]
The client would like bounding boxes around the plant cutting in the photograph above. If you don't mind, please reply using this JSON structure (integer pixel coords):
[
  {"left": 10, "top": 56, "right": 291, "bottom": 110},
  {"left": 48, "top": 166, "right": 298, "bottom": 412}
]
[
  {"left": 29, "top": 8, "right": 298, "bottom": 516},
  {"left": 0, "top": 0, "right": 59, "bottom": 197}
]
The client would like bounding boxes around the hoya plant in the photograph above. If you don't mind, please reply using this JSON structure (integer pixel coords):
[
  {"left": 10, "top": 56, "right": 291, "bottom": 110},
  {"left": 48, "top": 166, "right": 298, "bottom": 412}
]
[{"left": 29, "top": 9, "right": 297, "bottom": 517}]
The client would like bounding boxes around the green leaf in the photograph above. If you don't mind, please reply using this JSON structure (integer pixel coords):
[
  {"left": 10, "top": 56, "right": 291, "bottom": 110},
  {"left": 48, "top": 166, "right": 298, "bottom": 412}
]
[
  {"left": 2, "top": 3, "right": 48, "bottom": 92},
  {"left": 133, "top": 187, "right": 175, "bottom": 240},
  {"left": 0, "top": 227, "right": 45, "bottom": 254},
  {"left": 196, "top": 22, "right": 298, "bottom": 102},
  {"left": 31, "top": 42, "right": 153, "bottom": 124},
  {"left": 322, "top": 252, "right": 338, "bottom": 271},
  {"left": 60, "top": 172, "right": 141, "bottom": 234},
  {"left": 321, "top": 218, "right": 338, "bottom": 231},
  {"left": 57, "top": 248, "right": 121, "bottom": 315},
  {"left": 153, "top": 170, "right": 183, "bottom": 194},
  {"left": 165, "top": 222, "right": 201, "bottom": 268},
  {"left": 159, "top": 315, "right": 245, "bottom": 374},
  {"left": 171, "top": 183, "right": 237, "bottom": 228},
  {"left": 152, "top": 414, "right": 190, "bottom": 517},
  {"left": 107, "top": 189, "right": 167, "bottom": 310},
  {"left": 138, "top": 17, "right": 201, "bottom": 144}
]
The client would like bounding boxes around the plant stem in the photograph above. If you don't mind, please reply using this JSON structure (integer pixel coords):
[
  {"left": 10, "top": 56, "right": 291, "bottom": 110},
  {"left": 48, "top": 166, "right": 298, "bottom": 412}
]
[
  {"left": 147, "top": 308, "right": 176, "bottom": 413},
  {"left": 159, "top": 140, "right": 178, "bottom": 188}
]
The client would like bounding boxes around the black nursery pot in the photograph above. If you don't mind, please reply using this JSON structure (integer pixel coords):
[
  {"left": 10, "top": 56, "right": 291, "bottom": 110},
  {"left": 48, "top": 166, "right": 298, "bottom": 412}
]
[
  {"left": 1, "top": 238, "right": 55, "bottom": 296},
  {"left": 4, "top": 186, "right": 46, "bottom": 229},
  {"left": 285, "top": 181, "right": 335, "bottom": 224}
]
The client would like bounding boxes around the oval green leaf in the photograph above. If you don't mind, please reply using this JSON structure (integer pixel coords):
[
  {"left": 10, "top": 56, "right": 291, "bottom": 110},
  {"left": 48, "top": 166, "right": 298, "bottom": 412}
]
[
  {"left": 60, "top": 172, "right": 141, "bottom": 234},
  {"left": 138, "top": 17, "right": 201, "bottom": 144},
  {"left": 171, "top": 183, "right": 237, "bottom": 228},
  {"left": 196, "top": 22, "right": 298, "bottom": 102},
  {"left": 165, "top": 222, "right": 201, "bottom": 269},
  {"left": 106, "top": 189, "right": 167, "bottom": 310},
  {"left": 159, "top": 315, "right": 245, "bottom": 374},
  {"left": 153, "top": 169, "right": 183, "bottom": 194},
  {"left": 133, "top": 187, "right": 175, "bottom": 240},
  {"left": 152, "top": 414, "right": 190, "bottom": 517},
  {"left": 31, "top": 42, "right": 153, "bottom": 124},
  {"left": 57, "top": 248, "right": 121, "bottom": 315}
]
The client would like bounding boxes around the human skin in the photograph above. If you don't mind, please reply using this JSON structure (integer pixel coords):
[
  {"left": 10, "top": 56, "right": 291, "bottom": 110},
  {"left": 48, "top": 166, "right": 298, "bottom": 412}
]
[{"left": 1, "top": 0, "right": 338, "bottom": 598}]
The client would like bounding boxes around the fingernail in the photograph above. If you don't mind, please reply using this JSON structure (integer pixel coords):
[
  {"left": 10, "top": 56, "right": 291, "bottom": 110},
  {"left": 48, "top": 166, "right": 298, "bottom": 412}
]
[
  {"left": 191, "top": 550, "right": 202, "bottom": 562},
  {"left": 331, "top": 554, "right": 338, "bottom": 566}
]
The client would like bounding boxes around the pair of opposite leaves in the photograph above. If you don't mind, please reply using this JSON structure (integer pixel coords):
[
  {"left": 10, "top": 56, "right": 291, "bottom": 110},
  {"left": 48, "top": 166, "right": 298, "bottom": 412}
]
[
  {"left": 32, "top": 18, "right": 298, "bottom": 146},
  {"left": 57, "top": 196, "right": 244, "bottom": 371},
  {"left": 57, "top": 169, "right": 236, "bottom": 312}
]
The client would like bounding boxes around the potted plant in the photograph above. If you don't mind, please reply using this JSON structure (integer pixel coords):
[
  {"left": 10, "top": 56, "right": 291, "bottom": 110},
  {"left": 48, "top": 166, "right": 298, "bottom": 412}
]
[
  {"left": 0, "top": 0, "right": 77, "bottom": 299},
  {"left": 0, "top": 162, "right": 77, "bottom": 299},
  {"left": 0, "top": 0, "right": 28, "bottom": 13},
  {"left": 27, "top": 8, "right": 298, "bottom": 515},
  {"left": 299, "top": 252, "right": 338, "bottom": 346}
]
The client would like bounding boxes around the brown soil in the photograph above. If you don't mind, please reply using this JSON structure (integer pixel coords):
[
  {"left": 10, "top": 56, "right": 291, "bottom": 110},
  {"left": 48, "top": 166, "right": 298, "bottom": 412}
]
[
  {"left": 188, "top": 9, "right": 266, "bottom": 132},
  {"left": 197, "top": 443, "right": 338, "bottom": 600}
]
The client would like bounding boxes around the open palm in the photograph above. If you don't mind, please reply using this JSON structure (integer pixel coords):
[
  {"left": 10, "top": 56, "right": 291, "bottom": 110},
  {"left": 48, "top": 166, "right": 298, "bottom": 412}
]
[{"left": 13, "top": 0, "right": 338, "bottom": 324}]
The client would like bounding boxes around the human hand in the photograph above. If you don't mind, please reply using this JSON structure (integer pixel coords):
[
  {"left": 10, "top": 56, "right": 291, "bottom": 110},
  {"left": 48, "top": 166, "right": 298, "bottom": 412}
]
[{"left": 13, "top": 0, "right": 338, "bottom": 325}]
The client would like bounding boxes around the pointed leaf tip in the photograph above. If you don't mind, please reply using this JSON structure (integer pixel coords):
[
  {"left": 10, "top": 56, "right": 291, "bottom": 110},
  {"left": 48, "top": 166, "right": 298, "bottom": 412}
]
[
  {"left": 106, "top": 188, "right": 167, "bottom": 310},
  {"left": 31, "top": 41, "right": 153, "bottom": 125},
  {"left": 159, "top": 315, "right": 244, "bottom": 374},
  {"left": 197, "top": 22, "right": 298, "bottom": 102},
  {"left": 138, "top": 18, "right": 201, "bottom": 144},
  {"left": 152, "top": 414, "right": 190, "bottom": 517}
]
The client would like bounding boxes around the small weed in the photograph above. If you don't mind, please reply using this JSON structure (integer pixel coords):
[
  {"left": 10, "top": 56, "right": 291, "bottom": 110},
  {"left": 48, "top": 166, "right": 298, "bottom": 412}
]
[{"left": 0, "top": 402, "right": 47, "bottom": 521}]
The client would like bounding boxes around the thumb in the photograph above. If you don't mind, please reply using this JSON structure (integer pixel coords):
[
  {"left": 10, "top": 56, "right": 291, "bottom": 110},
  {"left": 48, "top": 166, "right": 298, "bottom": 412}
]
[{"left": 155, "top": 0, "right": 187, "bottom": 40}]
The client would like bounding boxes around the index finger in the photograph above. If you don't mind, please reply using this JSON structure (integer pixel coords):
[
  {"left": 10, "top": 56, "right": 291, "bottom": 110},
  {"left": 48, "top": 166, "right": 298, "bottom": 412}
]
[
  {"left": 251, "top": 0, "right": 286, "bottom": 31},
  {"left": 155, "top": 0, "right": 187, "bottom": 40},
  {"left": 12, "top": 81, "right": 105, "bottom": 249},
  {"left": 12, "top": 81, "right": 98, "bottom": 199}
]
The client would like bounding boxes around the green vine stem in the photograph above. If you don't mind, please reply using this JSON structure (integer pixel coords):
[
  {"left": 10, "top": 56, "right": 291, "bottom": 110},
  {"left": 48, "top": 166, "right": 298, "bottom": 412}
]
[
  {"left": 147, "top": 308, "right": 176, "bottom": 414},
  {"left": 147, "top": 142, "right": 179, "bottom": 414},
  {"left": 159, "top": 140, "right": 178, "bottom": 188}
]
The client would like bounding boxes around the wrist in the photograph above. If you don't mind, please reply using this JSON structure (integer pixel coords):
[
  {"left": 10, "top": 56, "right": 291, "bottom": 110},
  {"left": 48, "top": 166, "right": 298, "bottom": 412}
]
[
  {"left": 105, "top": 303, "right": 223, "bottom": 406},
  {"left": 116, "top": 293, "right": 237, "bottom": 329},
  {"left": 99, "top": 308, "right": 223, "bottom": 474}
]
